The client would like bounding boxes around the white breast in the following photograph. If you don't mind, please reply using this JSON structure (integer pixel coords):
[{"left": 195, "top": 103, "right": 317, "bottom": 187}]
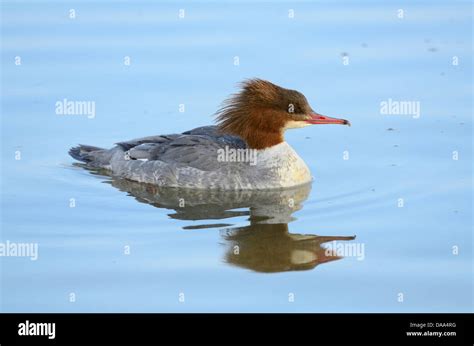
[{"left": 256, "top": 142, "right": 312, "bottom": 188}]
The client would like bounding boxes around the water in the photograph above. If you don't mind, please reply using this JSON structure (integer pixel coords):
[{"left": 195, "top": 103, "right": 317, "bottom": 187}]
[{"left": 1, "top": 1, "right": 472, "bottom": 312}]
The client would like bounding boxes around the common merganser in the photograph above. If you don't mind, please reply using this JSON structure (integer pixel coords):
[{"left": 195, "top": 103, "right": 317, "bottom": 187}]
[{"left": 69, "top": 79, "right": 350, "bottom": 189}]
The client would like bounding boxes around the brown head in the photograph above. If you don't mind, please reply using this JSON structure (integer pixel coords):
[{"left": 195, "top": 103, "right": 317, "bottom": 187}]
[{"left": 216, "top": 79, "right": 350, "bottom": 149}]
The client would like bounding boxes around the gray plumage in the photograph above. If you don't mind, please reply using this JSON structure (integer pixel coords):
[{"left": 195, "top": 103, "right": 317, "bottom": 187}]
[{"left": 69, "top": 126, "right": 309, "bottom": 190}]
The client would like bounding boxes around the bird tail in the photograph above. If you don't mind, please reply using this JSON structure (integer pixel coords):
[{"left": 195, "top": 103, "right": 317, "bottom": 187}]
[{"left": 69, "top": 144, "right": 105, "bottom": 164}]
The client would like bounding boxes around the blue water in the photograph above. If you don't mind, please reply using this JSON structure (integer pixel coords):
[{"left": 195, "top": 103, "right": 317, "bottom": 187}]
[{"left": 1, "top": 1, "right": 472, "bottom": 312}]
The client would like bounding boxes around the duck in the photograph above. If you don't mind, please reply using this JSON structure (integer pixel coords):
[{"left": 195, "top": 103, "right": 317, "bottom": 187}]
[{"left": 69, "top": 79, "right": 350, "bottom": 189}]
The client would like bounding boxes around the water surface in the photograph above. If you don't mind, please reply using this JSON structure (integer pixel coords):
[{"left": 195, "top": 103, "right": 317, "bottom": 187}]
[{"left": 1, "top": 1, "right": 472, "bottom": 312}]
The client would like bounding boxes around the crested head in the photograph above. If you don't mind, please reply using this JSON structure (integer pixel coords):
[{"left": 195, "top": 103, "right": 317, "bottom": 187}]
[{"left": 215, "top": 79, "right": 349, "bottom": 150}]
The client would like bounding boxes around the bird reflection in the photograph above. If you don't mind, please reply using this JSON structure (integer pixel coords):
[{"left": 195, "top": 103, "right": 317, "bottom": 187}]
[
  {"left": 80, "top": 165, "right": 356, "bottom": 273},
  {"left": 222, "top": 225, "right": 355, "bottom": 273}
]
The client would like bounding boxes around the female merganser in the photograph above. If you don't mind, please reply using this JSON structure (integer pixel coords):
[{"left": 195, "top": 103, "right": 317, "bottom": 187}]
[{"left": 69, "top": 79, "right": 350, "bottom": 189}]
